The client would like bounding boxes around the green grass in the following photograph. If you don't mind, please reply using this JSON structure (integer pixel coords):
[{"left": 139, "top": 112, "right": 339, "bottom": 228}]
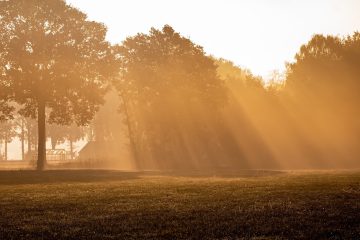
[{"left": 0, "top": 170, "right": 359, "bottom": 239}]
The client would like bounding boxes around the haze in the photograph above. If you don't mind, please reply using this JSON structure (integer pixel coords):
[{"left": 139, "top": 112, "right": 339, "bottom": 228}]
[
  {"left": 1, "top": 1, "right": 360, "bottom": 238},
  {"left": 67, "top": 0, "right": 360, "bottom": 78},
  {"left": 1, "top": 0, "right": 360, "bottom": 169}
]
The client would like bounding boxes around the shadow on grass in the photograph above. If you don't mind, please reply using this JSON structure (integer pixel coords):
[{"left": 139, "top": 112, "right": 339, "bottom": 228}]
[
  {"left": 157, "top": 169, "right": 286, "bottom": 178},
  {"left": 0, "top": 168, "right": 286, "bottom": 185},
  {"left": 0, "top": 170, "right": 140, "bottom": 185}
]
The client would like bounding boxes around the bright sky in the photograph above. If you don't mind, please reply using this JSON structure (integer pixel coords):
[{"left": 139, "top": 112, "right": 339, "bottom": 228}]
[{"left": 66, "top": 0, "right": 360, "bottom": 79}]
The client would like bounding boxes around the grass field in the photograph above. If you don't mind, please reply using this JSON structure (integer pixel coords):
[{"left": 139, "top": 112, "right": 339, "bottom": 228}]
[{"left": 0, "top": 170, "right": 359, "bottom": 239}]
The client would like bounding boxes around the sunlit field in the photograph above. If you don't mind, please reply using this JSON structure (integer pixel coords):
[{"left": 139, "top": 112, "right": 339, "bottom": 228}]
[{"left": 0, "top": 170, "right": 359, "bottom": 239}]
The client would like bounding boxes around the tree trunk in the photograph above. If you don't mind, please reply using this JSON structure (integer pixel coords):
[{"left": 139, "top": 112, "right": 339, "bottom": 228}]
[
  {"left": 21, "top": 120, "right": 25, "bottom": 161},
  {"left": 27, "top": 122, "right": 31, "bottom": 160},
  {"left": 0, "top": 140, "right": 2, "bottom": 161},
  {"left": 37, "top": 100, "right": 46, "bottom": 170},
  {"left": 122, "top": 98, "right": 140, "bottom": 167},
  {"left": 70, "top": 138, "right": 74, "bottom": 160},
  {"left": 51, "top": 137, "right": 57, "bottom": 150},
  {"left": 35, "top": 136, "right": 38, "bottom": 152},
  {"left": 5, "top": 134, "right": 8, "bottom": 161}
]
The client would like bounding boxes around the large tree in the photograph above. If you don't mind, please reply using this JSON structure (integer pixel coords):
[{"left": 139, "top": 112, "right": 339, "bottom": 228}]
[
  {"left": 283, "top": 32, "right": 360, "bottom": 165},
  {"left": 0, "top": 0, "right": 116, "bottom": 170},
  {"left": 116, "top": 25, "right": 226, "bottom": 169}
]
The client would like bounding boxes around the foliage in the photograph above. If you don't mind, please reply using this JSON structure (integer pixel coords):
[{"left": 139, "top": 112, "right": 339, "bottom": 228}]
[
  {"left": 0, "top": 120, "right": 17, "bottom": 144},
  {"left": 0, "top": 0, "right": 115, "bottom": 124},
  {"left": 282, "top": 32, "right": 360, "bottom": 164},
  {"left": 116, "top": 25, "right": 227, "bottom": 168},
  {"left": 0, "top": 0, "right": 117, "bottom": 169},
  {"left": 118, "top": 25, "right": 226, "bottom": 108},
  {"left": 215, "top": 58, "right": 264, "bottom": 89},
  {"left": 47, "top": 123, "right": 85, "bottom": 149},
  {"left": 286, "top": 33, "right": 360, "bottom": 96},
  {"left": 0, "top": 120, "right": 17, "bottom": 160},
  {"left": 0, "top": 101, "right": 14, "bottom": 121}
]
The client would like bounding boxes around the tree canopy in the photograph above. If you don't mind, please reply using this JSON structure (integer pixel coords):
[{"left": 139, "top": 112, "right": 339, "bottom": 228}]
[
  {"left": 0, "top": 0, "right": 117, "bottom": 169},
  {"left": 116, "top": 25, "right": 227, "bottom": 169},
  {"left": 117, "top": 25, "right": 226, "bottom": 108},
  {"left": 286, "top": 33, "right": 360, "bottom": 96}
]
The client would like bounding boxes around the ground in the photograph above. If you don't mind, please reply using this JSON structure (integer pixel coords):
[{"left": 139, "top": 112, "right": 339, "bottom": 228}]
[{"left": 0, "top": 170, "right": 359, "bottom": 239}]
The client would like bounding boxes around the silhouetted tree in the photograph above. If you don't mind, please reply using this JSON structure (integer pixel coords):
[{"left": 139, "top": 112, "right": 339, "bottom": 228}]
[
  {"left": 116, "top": 25, "right": 226, "bottom": 169},
  {"left": 286, "top": 33, "right": 360, "bottom": 112},
  {"left": 0, "top": 120, "right": 17, "bottom": 161},
  {"left": 283, "top": 32, "right": 360, "bottom": 165},
  {"left": 0, "top": 70, "right": 13, "bottom": 121},
  {"left": 0, "top": 102, "right": 13, "bottom": 122},
  {"left": 47, "top": 123, "right": 85, "bottom": 159},
  {"left": 47, "top": 124, "right": 67, "bottom": 150},
  {"left": 65, "top": 124, "right": 86, "bottom": 160},
  {"left": 24, "top": 117, "right": 38, "bottom": 160},
  {"left": 0, "top": 32, "right": 13, "bottom": 121},
  {"left": 286, "top": 34, "right": 343, "bottom": 94},
  {"left": 14, "top": 115, "right": 27, "bottom": 160},
  {"left": 0, "top": 0, "right": 116, "bottom": 170},
  {"left": 91, "top": 90, "right": 125, "bottom": 142},
  {"left": 215, "top": 58, "right": 278, "bottom": 168}
]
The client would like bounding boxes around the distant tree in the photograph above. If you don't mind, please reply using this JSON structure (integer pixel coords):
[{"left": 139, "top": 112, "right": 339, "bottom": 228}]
[
  {"left": 91, "top": 90, "right": 125, "bottom": 142},
  {"left": 285, "top": 33, "right": 360, "bottom": 108},
  {"left": 0, "top": 120, "right": 17, "bottom": 161},
  {"left": 0, "top": 101, "right": 13, "bottom": 122},
  {"left": 215, "top": 58, "right": 265, "bottom": 90},
  {"left": 24, "top": 117, "right": 38, "bottom": 160},
  {"left": 0, "top": 32, "right": 13, "bottom": 121},
  {"left": 47, "top": 123, "right": 85, "bottom": 159},
  {"left": 0, "top": 67, "right": 13, "bottom": 122},
  {"left": 283, "top": 32, "right": 360, "bottom": 164},
  {"left": 65, "top": 124, "right": 86, "bottom": 160},
  {"left": 267, "top": 70, "right": 285, "bottom": 93},
  {"left": 116, "top": 25, "right": 226, "bottom": 168},
  {"left": 286, "top": 34, "right": 344, "bottom": 94},
  {"left": 47, "top": 124, "right": 67, "bottom": 150},
  {"left": 14, "top": 115, "right": 27, "bottom": 160},
  {"left": 214, "top": 58, "right": 278, "bottom": 168},
  {"left": 0, "top": 0, "right": 117, "bottom": 170}
]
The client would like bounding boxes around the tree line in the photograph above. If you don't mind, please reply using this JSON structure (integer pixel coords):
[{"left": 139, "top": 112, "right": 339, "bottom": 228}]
[{"left": 1, "top": 0, "right": 359, "bottom": 170}]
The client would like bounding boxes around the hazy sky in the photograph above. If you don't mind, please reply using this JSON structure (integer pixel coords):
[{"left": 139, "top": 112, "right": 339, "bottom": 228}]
[{"left": 66, "top": 0, "right": 360, "bottom": 79}]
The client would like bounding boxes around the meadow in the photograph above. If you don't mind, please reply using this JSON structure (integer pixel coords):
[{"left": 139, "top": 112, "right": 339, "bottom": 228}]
[{"left": 0, "top": 170, "right": 359, "bottom": 239}]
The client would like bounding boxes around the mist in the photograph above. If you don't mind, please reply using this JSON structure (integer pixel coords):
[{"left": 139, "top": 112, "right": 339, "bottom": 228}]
[{"left": 0, "top": 1, "right": 359, "bottom": 172}]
